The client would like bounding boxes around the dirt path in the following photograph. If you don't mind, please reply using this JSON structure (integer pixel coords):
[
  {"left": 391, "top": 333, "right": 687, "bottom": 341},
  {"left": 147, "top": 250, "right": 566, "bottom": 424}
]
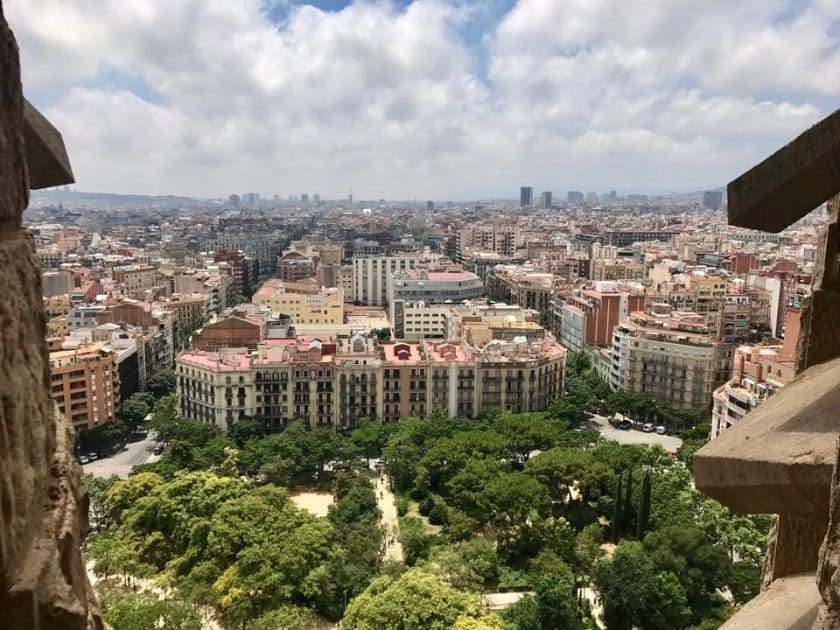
[{"left": 371, "top": 472, "right": 404, "bottom": 562}]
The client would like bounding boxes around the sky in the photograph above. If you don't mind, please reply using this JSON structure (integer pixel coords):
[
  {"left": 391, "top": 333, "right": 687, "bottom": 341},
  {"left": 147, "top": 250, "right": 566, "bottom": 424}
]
[{"left": 6, "top": 0, "right": 840, "bottom": 200}]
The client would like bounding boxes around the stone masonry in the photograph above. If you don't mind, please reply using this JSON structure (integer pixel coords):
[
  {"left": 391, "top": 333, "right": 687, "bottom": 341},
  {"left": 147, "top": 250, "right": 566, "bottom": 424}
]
[
  {"left": 695, "top": 103, "right": 840, "bottom": 629},
  {"left": 0, "top": 4, "right": 103, "bottom": 628}
]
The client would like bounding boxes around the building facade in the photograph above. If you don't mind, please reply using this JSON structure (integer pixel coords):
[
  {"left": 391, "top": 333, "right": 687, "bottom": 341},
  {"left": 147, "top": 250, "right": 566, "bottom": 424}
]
[
  {"left": 177, "top": 336, "right": 566, "bottom": 431},
  {"left": 609, "top": 306, "right": 732, "bottom": 415},
  {"left": 49, "top": 344, "right": 121, "bottom": 431},
  {"left": 351, "top": 252, "right": 442, "bottom": 305}
]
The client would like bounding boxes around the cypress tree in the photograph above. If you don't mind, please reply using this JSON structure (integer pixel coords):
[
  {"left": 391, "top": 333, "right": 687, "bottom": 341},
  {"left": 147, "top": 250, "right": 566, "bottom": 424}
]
[
  {"left": 611, "top": 470, "right": 623, "bottom": 543},
  {"left": 623, "top": 467, "right": 634, "bottom": 535},
  {"left": 637, "top": 471, "right": 652, "bottom": 539}
]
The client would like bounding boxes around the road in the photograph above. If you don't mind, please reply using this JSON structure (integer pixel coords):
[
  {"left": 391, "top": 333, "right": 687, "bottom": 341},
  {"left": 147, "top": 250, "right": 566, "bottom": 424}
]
[
  {"left": 82, "top": 432, "right": 160, "bottom": 478},
  {"left": 586, "top": 414, "right": 683, "bottom": 452}
]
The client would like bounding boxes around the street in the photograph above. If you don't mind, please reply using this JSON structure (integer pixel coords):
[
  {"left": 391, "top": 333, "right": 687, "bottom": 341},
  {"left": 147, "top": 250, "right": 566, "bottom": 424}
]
[
  {"left": 83, "top": 432, "right": 160, "bottom": 479},
  {"left": 586, "top": 414, "right": 683, "bottom": 453}
]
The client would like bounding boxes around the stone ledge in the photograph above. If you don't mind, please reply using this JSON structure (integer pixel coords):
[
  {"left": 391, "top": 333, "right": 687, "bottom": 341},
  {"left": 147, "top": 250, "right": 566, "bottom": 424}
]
[
  {"left": 721, "top": 573, "right": 820, "bottom": 630},
  {"left": 694, "top": 355, "right": 840, "bottom": 515}
]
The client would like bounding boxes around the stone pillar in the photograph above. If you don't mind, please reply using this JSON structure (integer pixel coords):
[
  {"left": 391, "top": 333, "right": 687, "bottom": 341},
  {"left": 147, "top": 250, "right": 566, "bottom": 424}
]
[
  {"left": 0, "top": 5, "right": 102, "bottom": 629},
  {"left": 809, "top": 195, "right": 840, "bottom": 629}
]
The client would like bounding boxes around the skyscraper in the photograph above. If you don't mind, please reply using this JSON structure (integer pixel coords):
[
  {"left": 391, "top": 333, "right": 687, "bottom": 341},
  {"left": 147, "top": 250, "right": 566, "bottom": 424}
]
[
  {"left": 567, "top": 191, "right": 584, "bottom": 203},
  {"left": 541, "top": 191, "right": 552, "bottom": 209},
  {"left": 301, "top": 193, "right": 309, "bottom": 203},
  {"left": 520, "top": 186, "right": 533, "bottom": 207},
  {"left": 427, "top": 201, "right": 434, "bottom": 211}
]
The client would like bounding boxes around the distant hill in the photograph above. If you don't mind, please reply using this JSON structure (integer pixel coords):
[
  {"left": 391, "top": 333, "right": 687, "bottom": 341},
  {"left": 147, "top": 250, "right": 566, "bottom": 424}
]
[{"left": 30, "top": 189, "right": 213, "bottom": 206}]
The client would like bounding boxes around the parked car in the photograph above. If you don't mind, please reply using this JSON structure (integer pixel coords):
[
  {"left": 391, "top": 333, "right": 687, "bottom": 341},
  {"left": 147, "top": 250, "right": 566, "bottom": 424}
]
[
  {"left": 642, "top": 423, "right": 655, "bottom": 433},
  {"left": 153, "top": 443, "right": 165, "bottom": 455},
  {"left": 655, "top": 425, "right": 667, "bottom": 435},
  {"left": 618, "top": 420, "right": 632, "bottom": 430},
  {"left": 86, "top": 452, "right": 98, "bottom": 461},
  {"left": 78, "top": 455, "right": 90, "bottom": 465}
]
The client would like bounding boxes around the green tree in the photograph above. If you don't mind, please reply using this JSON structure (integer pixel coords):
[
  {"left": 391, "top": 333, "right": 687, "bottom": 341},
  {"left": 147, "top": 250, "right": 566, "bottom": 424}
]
[
  {"left": 119, "top": 392, "right": 155, "bottom": 430},
  {"left": 250, "top": 605, "right": 319, "bottom": 629},
  {"left": 147, "top": 369, "right": 177, "bottom": 399},
  {"left": 447, "top": 457, "right": 508, "bottom": 519},
  {"left": 146, "top": 394, "right": 180, "bottom": 441},
  {"left": 231, "top": 417, "right": 266, "bottom": 447},
  {"left": 479, "top": 473, "right": 551, "bottom": 560},
  {"left": 643, "top": 525, "right": 732, "bottom": 620},
  {"left": 593, "top": 542, "right": 659, "bottom": 630},
  {"left": 636, "top": 471, "right": 652, "bottom": 539},
  {"left": 493, "top": 412, "right": 560, "bottom": 462},
  {"left": 105, "top": 471, "right": 164, "bottom": 520},
  {"left": 611, "top": 471, "right": 623, "bottom": 543},
  {"left": 399, "top": 516, "right": 431, "bottom": 566},
  {"left": 99, "top": 590, "right": 201, "bottom": 630},
  {"left": 342, "top": 568, "right": 499, "bottom": 630},
  {"left": 500, "top": 594, "right": 541, "bottom": 630},
  {"left": 87, "top": 474, "right": 119, "bottom": 531},
  {"left": 533, "top": 561, "right": 585, "bottom": 630},
  {"left": 729, "top": 562, "right": 761, "bottom": 606},
  {"left": 350, "top": 419, "right": 386, "bottom": 465}
]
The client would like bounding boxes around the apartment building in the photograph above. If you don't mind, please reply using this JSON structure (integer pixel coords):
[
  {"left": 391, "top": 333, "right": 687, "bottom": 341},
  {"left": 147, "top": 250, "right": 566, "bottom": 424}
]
[
  {"left": 213, "top": 249, "right": 257, "bottom": 298},
  {"left": 391, "top": 301, "right": 451, "bottom": 340},
  {"left": 609, "top": 305, "right": 732, "bottom": 415},
  {"left": 174, "top": 270, "right": 232, "bottom": 315},
  {"left": 556, "top": 286, "right": 647, "bottom": 352},
  {"left": 112, "top": 265, "right": 158, "bottom": 292},
  {"left": 253, "top": 279, "right": 344, "bottom": 327},
  {"left": 49, "top": 343, "right": 121, "bottom": 431},
  {"left": 177, "top": 334, "right": 566, "bottom": 431},
  {"left": 668, "top": 275, "right": 728, "bottom": 338},
  {"left": 455, "top": 225, "right": 522, "bottom": 261},
  {"left": 487, "top": 266, "right": 554, "bottom": 321},
  {"left": 351, "top": 251, "right": 442, "bottom": 305},
  {"left": 276, "top": 251, "right": 316, "bottom": 282},
  {"left": 710, "top": 344, "right": 795, "bottom": 439}
]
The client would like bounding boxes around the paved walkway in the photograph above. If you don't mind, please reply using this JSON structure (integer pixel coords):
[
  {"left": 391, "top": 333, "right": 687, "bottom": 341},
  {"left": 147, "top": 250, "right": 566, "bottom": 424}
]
[
  {"left": 371, "top": 468, "right": 403, "bottom": 562},
  {"left": 481, "top": 591, "right": 532, "bottom": 610}
]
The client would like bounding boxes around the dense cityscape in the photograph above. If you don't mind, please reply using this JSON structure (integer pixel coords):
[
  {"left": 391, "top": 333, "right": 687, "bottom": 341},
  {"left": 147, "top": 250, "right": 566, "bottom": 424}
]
[
  {"left": 29, "top": 186, "right": 818, "bottom": 628},
  {"left": 5, "top": 1, "right": 840, "bottom": 629}
]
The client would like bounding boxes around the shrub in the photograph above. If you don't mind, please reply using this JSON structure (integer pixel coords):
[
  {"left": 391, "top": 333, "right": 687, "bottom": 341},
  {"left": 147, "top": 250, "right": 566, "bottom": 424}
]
[
  {"left": 396, "top": 494, "right": 410, "bottom": 517},
  {"left": 418, "top": 497, "right": 434, "bottom": 516},
  {"left": 428, "top": 502, "right": 448, "bottom": 526}
]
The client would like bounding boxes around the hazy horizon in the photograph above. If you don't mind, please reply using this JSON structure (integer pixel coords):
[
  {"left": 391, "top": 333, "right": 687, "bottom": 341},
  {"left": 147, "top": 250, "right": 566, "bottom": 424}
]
[{"left": 9, "top": 0, "right": 839, "bottom": 199}]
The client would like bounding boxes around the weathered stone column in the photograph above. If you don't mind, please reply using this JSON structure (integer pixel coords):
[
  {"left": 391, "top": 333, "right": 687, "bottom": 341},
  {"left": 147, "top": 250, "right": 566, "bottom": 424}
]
[
  {"left": 0, "top": 4, "right": 102, "bottom": 628},
  {"left": 812, "top": 196, "right": 840, "bottom": 629}
]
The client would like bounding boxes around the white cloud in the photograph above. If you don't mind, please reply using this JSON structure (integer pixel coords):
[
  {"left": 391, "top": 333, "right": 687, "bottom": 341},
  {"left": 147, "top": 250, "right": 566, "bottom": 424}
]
[{"left": 4, "top": 0, "right": 838, "bottom": 198}]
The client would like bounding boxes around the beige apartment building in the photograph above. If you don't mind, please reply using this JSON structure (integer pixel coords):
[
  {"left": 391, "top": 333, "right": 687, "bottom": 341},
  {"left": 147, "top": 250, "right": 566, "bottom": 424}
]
[
  {"left": 253, "top": 279, "right": 344, "bottom": 327},
  {"left": 49, "top": 343, "right": 121, "bottom": 431},
  {"left": 176, "top": 335, "right": 566, "bottom": 431},
  {"left": 668, "top": 275, "right": 727, "bottom": 338},
  {"left": 112, "top": 265, "right": 158, "bottom": 293},
  {"left": 609, "top": 305, "right": 732, "bottom": 415}
]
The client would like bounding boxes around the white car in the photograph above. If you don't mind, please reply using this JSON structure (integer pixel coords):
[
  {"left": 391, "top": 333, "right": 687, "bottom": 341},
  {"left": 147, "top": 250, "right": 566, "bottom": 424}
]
[
  {"left": 642, "top": 423, "right": 655, "bottom": 433},
  {"left": 655, "top": 425, "right": 667, "bottom": 435}
]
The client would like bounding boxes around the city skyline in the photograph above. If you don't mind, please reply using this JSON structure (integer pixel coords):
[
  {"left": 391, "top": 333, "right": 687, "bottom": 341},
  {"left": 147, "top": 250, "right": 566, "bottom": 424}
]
[{"left": 8, "top": 0, "right": 840, "bottom": 200}]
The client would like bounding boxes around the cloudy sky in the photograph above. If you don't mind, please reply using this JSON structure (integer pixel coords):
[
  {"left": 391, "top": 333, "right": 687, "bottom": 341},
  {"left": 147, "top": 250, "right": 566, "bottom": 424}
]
[{"left": 6, "top": 0, "right": 840, "bottom": 200}]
